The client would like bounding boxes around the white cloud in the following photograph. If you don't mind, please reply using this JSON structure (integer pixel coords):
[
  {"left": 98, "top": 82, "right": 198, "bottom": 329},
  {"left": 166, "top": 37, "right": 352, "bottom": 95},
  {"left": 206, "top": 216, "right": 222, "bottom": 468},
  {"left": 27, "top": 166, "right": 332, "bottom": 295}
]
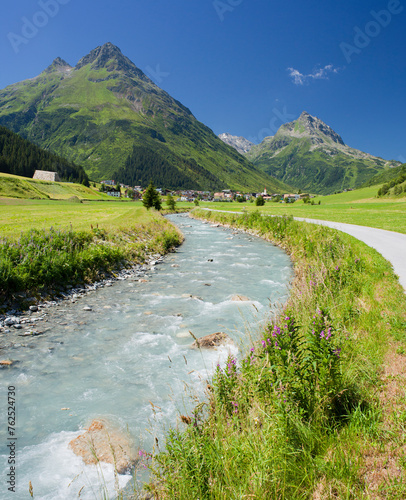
[{"left": 287, "top": 64, "right": 340, "bottom": 85}]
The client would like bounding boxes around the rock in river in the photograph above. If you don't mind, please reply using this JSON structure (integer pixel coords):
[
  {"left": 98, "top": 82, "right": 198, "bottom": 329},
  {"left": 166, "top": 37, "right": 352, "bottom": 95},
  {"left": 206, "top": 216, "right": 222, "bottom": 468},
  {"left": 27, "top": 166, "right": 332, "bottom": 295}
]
[
  {"left": 191, "top": 332, "right": 234, "bottom": 349},
  {"left": 0, "top": 360, "right": 15, "bottom": 367},
  {"left": 230, "top": 295, "right": 251, "bottom": 302},
  {"left": 69, "top": 420, "right": 137, "bottom": 474}
]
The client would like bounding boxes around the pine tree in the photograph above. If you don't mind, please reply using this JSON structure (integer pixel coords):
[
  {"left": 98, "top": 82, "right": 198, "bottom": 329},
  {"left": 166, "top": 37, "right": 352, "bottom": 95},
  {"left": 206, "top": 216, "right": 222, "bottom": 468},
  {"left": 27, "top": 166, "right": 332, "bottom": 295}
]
[
  {"left": 142, "top": 181, "right": 162, "bottom": 210},
  {"left": 255, "top": 195, "right": 265, "bottom": 206},
  {"left": 166, "top": 192, "right": 176, "bottom": 210}
]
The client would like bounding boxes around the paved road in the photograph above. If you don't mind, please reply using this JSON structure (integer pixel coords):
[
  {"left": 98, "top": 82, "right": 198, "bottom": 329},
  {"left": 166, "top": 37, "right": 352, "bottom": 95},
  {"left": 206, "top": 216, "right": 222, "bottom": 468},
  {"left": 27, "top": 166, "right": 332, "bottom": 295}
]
[{"left": 200, "top": 209, "right": 406, "bottom": 292}]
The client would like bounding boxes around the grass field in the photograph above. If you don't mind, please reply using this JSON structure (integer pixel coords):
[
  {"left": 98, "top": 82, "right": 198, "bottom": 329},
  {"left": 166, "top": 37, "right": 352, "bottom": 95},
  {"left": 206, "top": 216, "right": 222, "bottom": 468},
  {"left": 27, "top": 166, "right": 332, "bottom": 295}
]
[
  {"left": 184, "top": 186, "right": 406, "bottom": 234},
  {"left": 0, "top": 172, "right": 113, "bottom": 201},
  {"left": 0, "top": 198, "right": 146, "bottom": 238}
]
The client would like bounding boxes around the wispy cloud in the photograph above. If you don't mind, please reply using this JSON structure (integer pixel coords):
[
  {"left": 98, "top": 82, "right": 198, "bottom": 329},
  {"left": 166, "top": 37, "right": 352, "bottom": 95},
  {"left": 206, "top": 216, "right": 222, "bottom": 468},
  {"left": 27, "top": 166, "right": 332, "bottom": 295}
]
[{"left": 287, "top": 64, "right": 340, "bottom": 85}]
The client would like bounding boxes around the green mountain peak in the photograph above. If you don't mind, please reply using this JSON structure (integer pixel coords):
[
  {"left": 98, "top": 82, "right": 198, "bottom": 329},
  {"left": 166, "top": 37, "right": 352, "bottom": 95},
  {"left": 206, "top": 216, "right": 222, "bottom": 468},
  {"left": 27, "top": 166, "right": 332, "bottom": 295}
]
[{"left": 247, "top": 112, "right": 400, "bottom": 194}]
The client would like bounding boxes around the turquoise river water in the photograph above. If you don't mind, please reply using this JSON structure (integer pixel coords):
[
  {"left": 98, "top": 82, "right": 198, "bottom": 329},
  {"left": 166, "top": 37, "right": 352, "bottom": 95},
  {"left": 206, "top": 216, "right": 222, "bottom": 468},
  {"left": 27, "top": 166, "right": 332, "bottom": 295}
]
[{"left": 0, "top": 214, "right": 293, "bottom": 499}]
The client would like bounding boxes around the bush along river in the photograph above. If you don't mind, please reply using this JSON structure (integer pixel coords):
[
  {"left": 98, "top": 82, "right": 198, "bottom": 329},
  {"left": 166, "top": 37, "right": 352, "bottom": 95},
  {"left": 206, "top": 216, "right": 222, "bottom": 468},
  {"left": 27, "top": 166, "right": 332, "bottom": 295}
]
[{"left": 0, "top": 214, "right": 293, "bottom": 499}]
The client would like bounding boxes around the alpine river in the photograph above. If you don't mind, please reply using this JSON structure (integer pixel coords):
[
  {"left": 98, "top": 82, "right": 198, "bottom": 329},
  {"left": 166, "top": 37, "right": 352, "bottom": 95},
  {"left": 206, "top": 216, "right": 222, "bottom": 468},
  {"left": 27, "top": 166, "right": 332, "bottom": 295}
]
[{"left": 0, "top": 214, "right": 293, "bottom": 499}]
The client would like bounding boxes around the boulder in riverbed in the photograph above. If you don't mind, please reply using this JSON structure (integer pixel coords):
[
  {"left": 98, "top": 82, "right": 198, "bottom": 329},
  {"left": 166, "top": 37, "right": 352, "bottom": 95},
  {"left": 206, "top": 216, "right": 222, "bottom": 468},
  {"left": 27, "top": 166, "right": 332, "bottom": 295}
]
[
  {"left": 0, "top": 359, "right": 15, "bottom": 367},
  {"left": 191, "top": 332, "right": 234, "bottom": 349},
  {"left": 230, "top": 295, "right": 251, "bottom": 302},
  {"left": 69, "top": 420, "right": 137, "bottom": 474}
]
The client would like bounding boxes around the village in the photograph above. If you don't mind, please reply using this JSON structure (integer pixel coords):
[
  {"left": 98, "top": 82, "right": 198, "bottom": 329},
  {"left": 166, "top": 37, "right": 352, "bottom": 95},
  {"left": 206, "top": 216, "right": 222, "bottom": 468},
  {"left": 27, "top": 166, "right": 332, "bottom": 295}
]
[{"left": 99, "top": 180, "right": 311, "bottom": 203}]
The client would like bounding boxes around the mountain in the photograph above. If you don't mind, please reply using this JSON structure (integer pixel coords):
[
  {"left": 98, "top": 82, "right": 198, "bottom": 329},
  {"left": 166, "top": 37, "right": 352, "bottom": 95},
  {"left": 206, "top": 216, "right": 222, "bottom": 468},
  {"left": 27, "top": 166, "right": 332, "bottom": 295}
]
[
  {"left": 0, "top": 125, "right": 89, "bottom": 185},
  {"left": 246, "top": 111, "right": 400, "bottom": 194},
  {"left": 0, "top": 43, "right": 288, "bottom": 192},
  {"left": 218, "top": 133, "right": 254, "bottom": 155}
]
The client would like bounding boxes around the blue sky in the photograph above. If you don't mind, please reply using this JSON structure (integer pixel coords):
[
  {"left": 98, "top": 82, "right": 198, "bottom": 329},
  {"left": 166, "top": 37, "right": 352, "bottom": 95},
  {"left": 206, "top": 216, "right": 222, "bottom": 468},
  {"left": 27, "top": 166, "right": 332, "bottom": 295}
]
[{"left": 1, "top": 0, "right": 405, "bottom": 161}]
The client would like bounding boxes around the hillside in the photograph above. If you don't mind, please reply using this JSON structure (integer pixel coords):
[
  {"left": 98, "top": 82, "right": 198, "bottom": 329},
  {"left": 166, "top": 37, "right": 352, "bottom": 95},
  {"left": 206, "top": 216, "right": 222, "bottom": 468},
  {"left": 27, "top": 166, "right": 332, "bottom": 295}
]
[
  {"left": 246, "top": 111, "right": 400, "bottom": 194},
  {"left": 362, "top": 163, "right": 406, "bottom": 187},
  {"left": 0, "top": 172, "right": 110, "bottom": 200},
  {"left": 0, "top": 125, "right": 89, "bottom": 185},
  {"left": 0, "top": 43, "right": 288, "bottom": 193}
]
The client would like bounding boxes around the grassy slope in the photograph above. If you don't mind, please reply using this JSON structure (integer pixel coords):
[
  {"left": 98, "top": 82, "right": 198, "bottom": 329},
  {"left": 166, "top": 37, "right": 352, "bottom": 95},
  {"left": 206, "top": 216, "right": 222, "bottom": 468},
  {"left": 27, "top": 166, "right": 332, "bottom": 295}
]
[
  {"left": 148, "top": 209, "right": 406, "bottom": 499},
  {"left": 0, "top": 172, "right": 112, "bottom": 201},
  {"left": 362, "top": 163, "right": 406, "bottom": 187},
  {"left": 191, "top": 185, "right": 406, "bottom": 233}
]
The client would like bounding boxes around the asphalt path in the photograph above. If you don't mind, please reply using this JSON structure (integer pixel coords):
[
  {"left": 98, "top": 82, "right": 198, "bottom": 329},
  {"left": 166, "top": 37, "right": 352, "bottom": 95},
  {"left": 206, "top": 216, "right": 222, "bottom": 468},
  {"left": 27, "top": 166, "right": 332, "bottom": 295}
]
[{"left": 200, "top": 209, "right": 406, "bottom": 292}]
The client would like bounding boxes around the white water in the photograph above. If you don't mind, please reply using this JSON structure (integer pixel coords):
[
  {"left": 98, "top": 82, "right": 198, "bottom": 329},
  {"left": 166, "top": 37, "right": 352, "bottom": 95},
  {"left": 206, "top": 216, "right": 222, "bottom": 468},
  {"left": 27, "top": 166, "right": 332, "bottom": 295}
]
[{"left": 0, "top": 214, "right": 293, "bottom": 499}]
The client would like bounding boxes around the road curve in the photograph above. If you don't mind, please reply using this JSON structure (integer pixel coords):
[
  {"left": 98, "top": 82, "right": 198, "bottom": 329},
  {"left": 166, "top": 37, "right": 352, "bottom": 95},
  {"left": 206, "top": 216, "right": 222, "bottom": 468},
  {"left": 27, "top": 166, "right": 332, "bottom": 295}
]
[{"left": 199, "top": 209, "right": 406, "bottom": 292}]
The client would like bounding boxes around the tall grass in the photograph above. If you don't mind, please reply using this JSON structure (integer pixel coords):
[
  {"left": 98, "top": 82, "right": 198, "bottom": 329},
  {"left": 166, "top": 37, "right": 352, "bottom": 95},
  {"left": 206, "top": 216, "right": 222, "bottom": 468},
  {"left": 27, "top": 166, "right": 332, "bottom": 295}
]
[
  {"left": 0, "top": 216, "right": 182, "bottom": 306},
  {"left": 147, "top": 209, "right": 406, "bottom": 499}
]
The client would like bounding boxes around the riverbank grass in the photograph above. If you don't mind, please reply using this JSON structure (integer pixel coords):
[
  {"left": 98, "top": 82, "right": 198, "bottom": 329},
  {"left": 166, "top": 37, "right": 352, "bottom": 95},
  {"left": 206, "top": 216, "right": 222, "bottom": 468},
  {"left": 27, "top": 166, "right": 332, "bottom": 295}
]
[
  {"left": 0, "top": 201, "right": 182, "bottom": 309},
  {"left": 147, "top": 209, "right": 406, "bottom": 499}
]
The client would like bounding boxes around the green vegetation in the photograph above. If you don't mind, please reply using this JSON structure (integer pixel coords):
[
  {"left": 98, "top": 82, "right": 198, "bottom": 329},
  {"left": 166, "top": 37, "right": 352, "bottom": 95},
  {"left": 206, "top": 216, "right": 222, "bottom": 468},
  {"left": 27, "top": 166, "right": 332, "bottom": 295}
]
[
  {"left": 166, "top": 193, "right": 176, "bottom": 211},
  {"left": 255, "top": 194, "right": 265, "bottom": 206},
  {"left": 377, "top": 165, "right": 406, "bottom": 197},
  {"left": 0, "top": 199, "right": 182, "bottom": 307},
  {"left": 0, "top": 125, "right": 89, "bottom": 185},
  {"left": 148, "top": 209, "right": 406, "bottom": 499},
  {"left": 142, "top": 181, "right": 162, "bottom": 210},
  {"left": 0, "top": 44, "right": 289, "bottom": 192},
  {"left": 362, "top": 163, "right": 406, "bottom": 188},
  {"left": 0, "top": 172, "right": 112, "bottom": 200}
]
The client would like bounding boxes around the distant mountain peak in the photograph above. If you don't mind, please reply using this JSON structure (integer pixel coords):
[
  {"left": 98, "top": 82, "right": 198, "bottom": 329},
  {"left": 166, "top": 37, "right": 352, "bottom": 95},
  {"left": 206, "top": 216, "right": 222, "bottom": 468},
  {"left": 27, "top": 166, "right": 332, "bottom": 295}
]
[
  {"left": 44, "top": 57, "right": 72, "bottom": 74},
  {"left": 218, "top": 133, "right": 254, "bottom": 154},
  {"left": 280, "top": 111, "right": 344, "bottom": 145},
  {"left": 75, "top": 42, "right": 147, "bottom": 80}
]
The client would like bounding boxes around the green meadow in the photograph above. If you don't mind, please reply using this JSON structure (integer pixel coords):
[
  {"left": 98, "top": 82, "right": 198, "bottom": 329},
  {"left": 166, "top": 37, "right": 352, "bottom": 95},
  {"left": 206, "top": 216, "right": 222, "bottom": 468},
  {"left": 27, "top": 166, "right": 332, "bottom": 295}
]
[
  {"left": 0, "top": 197, "right": 145, "bottom": 238},
  {"left": 0, "top": 172, "right": 111, "bottom": 201}
]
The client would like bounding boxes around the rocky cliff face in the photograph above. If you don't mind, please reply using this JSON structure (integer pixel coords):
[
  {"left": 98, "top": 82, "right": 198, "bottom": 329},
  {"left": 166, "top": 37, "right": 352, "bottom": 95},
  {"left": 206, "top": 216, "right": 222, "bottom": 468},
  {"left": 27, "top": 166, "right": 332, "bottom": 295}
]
[{"left": 218, "top": 133, "right": 254, "bottom": 155}]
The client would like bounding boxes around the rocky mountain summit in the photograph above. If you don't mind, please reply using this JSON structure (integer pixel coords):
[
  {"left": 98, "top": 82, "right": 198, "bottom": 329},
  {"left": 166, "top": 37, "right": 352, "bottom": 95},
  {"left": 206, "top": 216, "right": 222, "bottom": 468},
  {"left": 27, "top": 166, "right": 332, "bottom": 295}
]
[
  {"left": 247, "top": 111, "right": 400, "bottom": 194},
  {"left": 218, "top": 133, "right": 254, "bottom": 154},
  {"left": 280, "top": 111, "right": 344, "bottom": 146}
]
